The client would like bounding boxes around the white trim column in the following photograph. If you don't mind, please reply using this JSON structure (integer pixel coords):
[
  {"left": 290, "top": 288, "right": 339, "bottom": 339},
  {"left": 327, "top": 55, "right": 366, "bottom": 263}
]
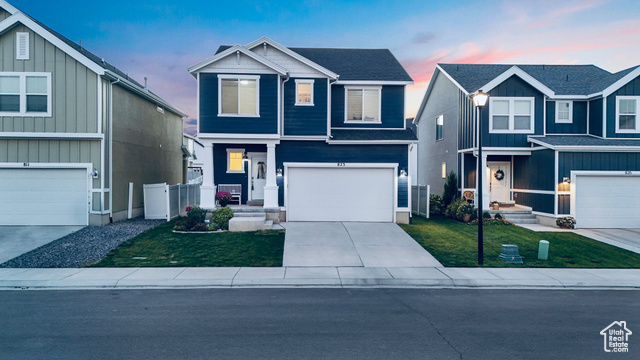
[
  {"left": 263, "top": 143, "right": 279, "bottom": 208},
  {"left": 481, "top": 153, "right": 490, "bottom": 209},
  {"left": 200, "top": 143, "right": 217, "bottom": 209}
]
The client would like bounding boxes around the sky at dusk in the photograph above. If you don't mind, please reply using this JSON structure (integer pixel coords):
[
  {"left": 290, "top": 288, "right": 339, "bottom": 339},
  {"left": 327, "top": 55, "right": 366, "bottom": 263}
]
[{"left": 10, "top": 0, "right": 640, "bottom": 135}]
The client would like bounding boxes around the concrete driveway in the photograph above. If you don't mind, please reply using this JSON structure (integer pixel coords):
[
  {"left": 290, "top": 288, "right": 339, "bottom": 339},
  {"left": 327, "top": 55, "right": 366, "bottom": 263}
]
[
  {"left": 0, "top": 226, "right": 84, "bottom": 264},
  {"left": 282, "top": 222, "right": 443, "bottom": 267},
  {"left": 575, "top": 228, "right": 640, "bottom": 255}
]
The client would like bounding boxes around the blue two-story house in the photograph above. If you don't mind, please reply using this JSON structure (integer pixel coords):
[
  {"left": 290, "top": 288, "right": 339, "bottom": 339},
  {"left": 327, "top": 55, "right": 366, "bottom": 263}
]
[
  {"left": 188, "top": 37, "right": 415, "bottom": 223},
  {"left": 415, "top": 64, "right": 640, "bottom": 229}
]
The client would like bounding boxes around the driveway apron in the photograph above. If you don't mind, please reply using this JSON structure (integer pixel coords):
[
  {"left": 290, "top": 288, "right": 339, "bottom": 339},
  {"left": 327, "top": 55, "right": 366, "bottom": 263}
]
[
  {"left": 282, "top": 222, "right": 442, "bottom": 267},
  {"left": 0, "top": 226, "right": 84, "bottom": 264}
]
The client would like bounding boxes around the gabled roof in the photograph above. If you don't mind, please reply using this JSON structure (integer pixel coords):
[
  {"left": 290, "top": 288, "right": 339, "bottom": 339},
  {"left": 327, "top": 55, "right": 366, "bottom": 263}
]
[
  {"left": 528, "top": 135, "right": 640, "bottom": 150},
  {"left": 0, "top": 1, "right": 187, "bottom": 117},
  {"left": 214, "top": 42, "right": 413, "bottom": 83},
  {"left": 187, "top": 44, "right": 288, "bottom": 75}
]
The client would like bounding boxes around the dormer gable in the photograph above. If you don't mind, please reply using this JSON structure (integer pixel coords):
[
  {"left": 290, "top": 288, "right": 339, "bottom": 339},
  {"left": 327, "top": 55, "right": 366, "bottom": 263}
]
[{"left": 188, "top": 45, "right": 288, "bottom": 76}]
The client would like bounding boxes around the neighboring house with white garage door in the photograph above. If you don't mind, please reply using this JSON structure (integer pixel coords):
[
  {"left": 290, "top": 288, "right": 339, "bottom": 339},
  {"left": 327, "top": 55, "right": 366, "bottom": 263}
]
[
  {"left": 0, "top": 1, "right": 186, "bottom": 226},
  {"left": 415, "top": 63, "right": 640, "bottom": 229},
  {"left": 189, "top": 37, "right": 415, "bottom": 223}
]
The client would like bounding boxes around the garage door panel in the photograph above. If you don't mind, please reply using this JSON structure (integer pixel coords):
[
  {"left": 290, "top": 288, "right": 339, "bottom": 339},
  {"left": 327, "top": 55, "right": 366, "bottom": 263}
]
[
  {"left": 575, "top": 175, "right": 640, "bottom": 229},
  {"left": 0, "top": 168, "right": 88, "bottom": 225},
  {"left": 288, "top": 167, "right": 394, "bottom": 222}
]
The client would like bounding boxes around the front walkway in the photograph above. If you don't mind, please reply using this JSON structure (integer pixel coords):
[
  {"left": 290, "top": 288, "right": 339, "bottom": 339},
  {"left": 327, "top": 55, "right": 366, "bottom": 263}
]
[{"left": 281, "top": 222, "right": 443, "bottom": 267}]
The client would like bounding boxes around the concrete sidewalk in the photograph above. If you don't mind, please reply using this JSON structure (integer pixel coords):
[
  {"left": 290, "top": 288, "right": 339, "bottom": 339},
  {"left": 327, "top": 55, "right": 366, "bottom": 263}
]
[{"left": 1, "top": 266, "right": 639, "bottom": 290}]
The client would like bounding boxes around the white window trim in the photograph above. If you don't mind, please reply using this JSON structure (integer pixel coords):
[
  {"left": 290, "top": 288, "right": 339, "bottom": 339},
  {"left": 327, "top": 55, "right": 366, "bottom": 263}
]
[
  {"left": 217, "top": 74, "right": 260, "bottom": 118},
  {"left": 0, "top": 72, "right": 52, "bottom": 117},
  {"left": 344, "top": 85, "right": 382, "bottom": 124},
  {"left": 489, "top": 97, "right": 535, "bottom": 134},
  {"left": 226, "top": 148, "right": 245, "bottom": 173},
  {"left": 436, "top": 114, "right": 444, "bottom": 141},
  {"left": 555, "top": 100, "right": 573, "bottom": 124},
  {"left": 16, "top": 32, "right": 29, "bottom": 60},
  {"left": 615, "top": 96, "right": 640, "bottom": 133},
  {"left": 294, "top": 79, "right": 314, "bottom": 106}
]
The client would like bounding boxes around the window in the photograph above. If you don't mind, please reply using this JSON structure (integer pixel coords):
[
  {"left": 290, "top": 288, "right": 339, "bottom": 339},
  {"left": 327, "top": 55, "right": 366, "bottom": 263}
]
[
  {"left": 295, "top": 79, "right": 314, "bottom": 106},
  {"left": 218, "top": 75, "right": 259, "bottom": 117},
  {"left": 489, "top": 97, "right": 534, "bottom": 133},
  {"left": 435, "top": 115, "right": 443, "bottom": 140},
  {"left": 345, "top": 86, "right": 381, "bottom": 122},
  {"left": 0, "top": 72, "right": 51, "bottom": 116},
  {"left": 616, "top": 96, "right": 640, "bottom": 133},
  {"left": 227, "top": 149, "right": 245, "bottom": 173},
  {"left": 16, "top": 32, "right": 29, "bottom": 60},
  {"left": 555, "top": 101, "right": 572, "bottom": 123},
  {"left": 441, "top": 162, "right": 446, "bottom": 178}
]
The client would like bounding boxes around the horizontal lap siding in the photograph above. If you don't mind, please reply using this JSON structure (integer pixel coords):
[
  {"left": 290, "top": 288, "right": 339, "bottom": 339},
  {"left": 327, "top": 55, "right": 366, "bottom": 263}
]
[
  {"left": 283, "top": 78, "right": 327, "bottom": 136},
  {"left": 276, "top": 141, "right": 408, "bottom": 207},
  {"left": 606, "top": 75, "right": 640, "bottom": 138},
  {"left": 0, "top": 26, "right": 98, "bottom": 134},
  {"left": 482, "top": 76, "right": 544, "bottom": 148},
  {"left": 546, "top": 100, "right": 587, "bottom": 134},
  {"left": 199, "top": 73, "right": 278, "bottom": 134},
  {"left": 331, "top": 85, "right": 405, "bottom": 129}
]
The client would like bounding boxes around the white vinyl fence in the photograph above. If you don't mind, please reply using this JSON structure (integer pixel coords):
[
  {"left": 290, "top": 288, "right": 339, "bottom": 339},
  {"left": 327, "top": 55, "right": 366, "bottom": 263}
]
[
  {"left": 143, "top": 183, "right": 201, "bottom": 221},
  {"left": 411, "top": 185, "right": 430, "bottom": 218}
]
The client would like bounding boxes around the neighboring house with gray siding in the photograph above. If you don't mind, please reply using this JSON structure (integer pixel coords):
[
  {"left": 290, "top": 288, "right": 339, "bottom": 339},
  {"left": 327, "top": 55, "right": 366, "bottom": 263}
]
[
  {"left": 415, "top": 63, "right": 640, "bottom": 229},
  {"left": 0, "top": 0, "right": 186, "bottom": 226}
]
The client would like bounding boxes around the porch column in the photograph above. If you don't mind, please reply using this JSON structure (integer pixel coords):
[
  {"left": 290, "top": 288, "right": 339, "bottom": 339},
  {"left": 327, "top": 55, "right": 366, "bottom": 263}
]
[
  {"left": 200, "top": 143, "right": 217, "bottom": 209},
  {"left": 263, "top": 143, "right": 279, "bottom": 208},
  {"left": 475, "top": 153, "right": 490, "bottom": 210}
]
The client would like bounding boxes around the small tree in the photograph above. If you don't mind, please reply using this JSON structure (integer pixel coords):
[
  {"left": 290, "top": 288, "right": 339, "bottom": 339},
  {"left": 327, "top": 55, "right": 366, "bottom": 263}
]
[{"left": 442, "top": 171, "right": 458, "bottom": 206}]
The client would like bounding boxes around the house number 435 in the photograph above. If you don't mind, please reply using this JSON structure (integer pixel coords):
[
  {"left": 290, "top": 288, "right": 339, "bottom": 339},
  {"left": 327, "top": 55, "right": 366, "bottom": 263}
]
[{"left": 337, "top": 163, "right": 346, "bottom": 167}]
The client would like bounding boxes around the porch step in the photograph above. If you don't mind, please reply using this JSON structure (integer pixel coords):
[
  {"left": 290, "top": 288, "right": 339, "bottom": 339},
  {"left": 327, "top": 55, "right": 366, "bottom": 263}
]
[
  {"left": 228, "top": 214, "right": 273, "bottom": 231},
  {"left": 234, "top": 212, "right": 267, "bottom": 217},
  {"left": 501, "top": 212, "right": 540, "bottom": 225},
  {"left": 247, "top": 199, "right": 264, "bottom": 206}
]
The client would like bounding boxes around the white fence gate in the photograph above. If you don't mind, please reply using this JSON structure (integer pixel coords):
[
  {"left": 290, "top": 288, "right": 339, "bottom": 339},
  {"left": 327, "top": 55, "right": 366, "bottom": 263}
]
[
  {"left": 411, "top": 185, "right": 430, "bottom": 218},
  {"left": 143, "top": 183, "right": 201, "bottom": 221}
]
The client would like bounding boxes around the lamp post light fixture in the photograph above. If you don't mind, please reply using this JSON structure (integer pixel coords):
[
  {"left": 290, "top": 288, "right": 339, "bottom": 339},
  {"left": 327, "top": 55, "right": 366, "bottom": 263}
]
[{"left": 472, "top": 90, "right": 489, "bottom": 265}]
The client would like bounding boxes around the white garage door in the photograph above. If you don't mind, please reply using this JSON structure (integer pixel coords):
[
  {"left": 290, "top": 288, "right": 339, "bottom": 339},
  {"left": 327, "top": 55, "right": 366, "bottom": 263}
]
[
  {"left": 287, "top": 167, "right": 395, "bottom": 222},
  {"left": 575, "top": 175, "right": 640, "bottom": 228},
  {"left": 0, "top": 168, "right": 89, "bottom": 225}
]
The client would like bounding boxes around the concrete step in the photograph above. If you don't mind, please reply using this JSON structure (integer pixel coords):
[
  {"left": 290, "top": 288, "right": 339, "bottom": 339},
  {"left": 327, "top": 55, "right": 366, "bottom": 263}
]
[
  {"left": 488, "top": 209, "right": 532, "bottom": 214},
  {"left": 502, "top": 214, "right": 538, "bottom": 219},
  {"left": 508, "top": 218, "right": 540, "bottom": 224},
  {"left": 263, "top": 220, "right": 274, "bottom": 230},
  {"left": 234, "top": 212, "right": 267, "bottom": 218}
]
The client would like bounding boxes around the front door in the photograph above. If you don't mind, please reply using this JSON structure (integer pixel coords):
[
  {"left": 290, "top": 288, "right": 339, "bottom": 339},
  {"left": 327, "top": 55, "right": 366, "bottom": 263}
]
[
  {"left": 249, "top": 153, "right": 267, "bottom": 200},
  {"left": 488, "top": 162, "right": 510, "bottom": 203}
]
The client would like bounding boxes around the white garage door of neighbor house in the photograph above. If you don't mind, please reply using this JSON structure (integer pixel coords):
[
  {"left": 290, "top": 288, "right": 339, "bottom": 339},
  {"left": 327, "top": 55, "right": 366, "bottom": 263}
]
[
  {"left": 575, "top": 175, "right": 640, "bottom": 229},
  {"left": 0, "top": 168, "right": 89, "bottom": 226},
  {"left": 287, "top": 167, "right": 395, "bottom": 222}
]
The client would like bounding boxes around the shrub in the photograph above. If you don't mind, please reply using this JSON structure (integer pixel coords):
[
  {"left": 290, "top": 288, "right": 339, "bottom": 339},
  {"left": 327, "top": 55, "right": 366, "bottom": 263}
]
[
  {"left": 455, "top": 203, "right": 476, "bottom": 222},
  {"left": 469, "top": 218, "right": 514, "bottom": 226},
  {"left": 191, "top": 223, "right": 209, "bottom": 232},
  {"left": 556, "top": 216, "right": 576, "bottom": 229},
  {"left": 442, "top": 171, "right": 458, "bottom": 206},
  {"left": 211, "top": 207, "right": 234, "bottom": 230},
  {"left": 445, "top": 198, "right": 467, "bottom": 219},
  {"left": 185, "top": 206, "right": 207, "bottom": 230},
  {"left": 494, "top": 213, "right": 503, "bottom": 220},
  {"left": 482, "top": 211, "right": 492, "bottom": 219},
  {"left": 429, "top": 194, "right": 445, "bottom": 216}
]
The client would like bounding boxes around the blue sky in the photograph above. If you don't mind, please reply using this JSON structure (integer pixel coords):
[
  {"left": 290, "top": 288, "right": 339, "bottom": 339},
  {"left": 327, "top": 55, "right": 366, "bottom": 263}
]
[{"left": 10, "top": 0, "right": 640, "bottom": 135}]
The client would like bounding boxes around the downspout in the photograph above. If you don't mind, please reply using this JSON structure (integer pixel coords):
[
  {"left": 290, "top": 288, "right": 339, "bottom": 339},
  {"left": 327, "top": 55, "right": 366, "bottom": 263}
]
[
  {"left": 327, "top": 76, "right": 340, "bottom": 142},
  {"left": 280, "top": 73, "right": 290, "bottom": 137}
]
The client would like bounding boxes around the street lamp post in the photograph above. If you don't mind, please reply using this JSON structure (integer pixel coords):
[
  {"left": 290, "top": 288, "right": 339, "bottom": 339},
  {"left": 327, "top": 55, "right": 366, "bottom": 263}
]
[{"left": 472, "top": 91, "right": 489, "bottom": 265}]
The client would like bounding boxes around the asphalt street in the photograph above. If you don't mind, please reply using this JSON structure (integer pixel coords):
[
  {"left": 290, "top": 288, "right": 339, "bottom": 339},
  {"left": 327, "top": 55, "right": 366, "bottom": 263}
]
[{"left": 1, "top": 288, "right": 638, "bottom": 359}]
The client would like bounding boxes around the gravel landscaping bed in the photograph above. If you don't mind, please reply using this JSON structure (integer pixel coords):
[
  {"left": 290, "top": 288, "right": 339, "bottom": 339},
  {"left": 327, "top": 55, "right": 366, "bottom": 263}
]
[{"left": 0, "top": 218, "right": 165, "bottom": 268}]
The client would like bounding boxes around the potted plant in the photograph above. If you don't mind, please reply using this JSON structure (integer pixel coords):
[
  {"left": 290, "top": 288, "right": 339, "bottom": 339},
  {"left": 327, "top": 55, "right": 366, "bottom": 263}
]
[
  {"left": 215, "top": 191, "right": 233, "bottom": 207},
  {"left": 556, "top": 216, "right": 576, "bottom": 229},
  {"left": 490, "top": 201, "right": 500, "bottom": 210}
]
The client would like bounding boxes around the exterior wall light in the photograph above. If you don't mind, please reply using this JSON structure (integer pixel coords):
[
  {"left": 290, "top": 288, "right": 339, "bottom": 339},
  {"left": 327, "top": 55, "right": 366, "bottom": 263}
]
[
  {"left": 563, "top": 177, "right": 571, "bottom": 184},
  {"left": 399, "top": 168, "right": 407, "bottom": 177},
  {"left": 277, "top": 168, "right": 283, "bottom": 177}
]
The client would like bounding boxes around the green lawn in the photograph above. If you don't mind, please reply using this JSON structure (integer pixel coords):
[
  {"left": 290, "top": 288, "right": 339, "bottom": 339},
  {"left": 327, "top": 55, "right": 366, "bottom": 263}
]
[
  {"left": 400, "top": 216, "right": 640, "bottom": 268},
  {"left": 89, "top": 221, "right": 285, "bottom": 267}
]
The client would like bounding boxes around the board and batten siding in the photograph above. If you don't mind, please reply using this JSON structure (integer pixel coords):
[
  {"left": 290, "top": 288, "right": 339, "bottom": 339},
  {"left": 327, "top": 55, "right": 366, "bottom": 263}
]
[
  {"left": 199, "top": 73, "right": 278, "bottom": 134},
  {"left": 480, "top": 76, "right": 545, "bottom": 148},
  {"left": 588, "top": 98, "right": 603, "bottom": 137},
  {"left": 546, "top": 100, "right": 588, "bottom": 134},
  {"left": 0, "top": 7, "right": 10, "bottom": 21},
  {"left": 331, "top": 85, "right": 405, "bottom": 129},
  {"left": 283, "top": 77, "right": 328, "bottom": 136},
  {"left": 0, "top": 26, "right": 99, "bottom": 134},
  {"left": 606, "top": 74, "right": 640, "bottom": 138}
]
